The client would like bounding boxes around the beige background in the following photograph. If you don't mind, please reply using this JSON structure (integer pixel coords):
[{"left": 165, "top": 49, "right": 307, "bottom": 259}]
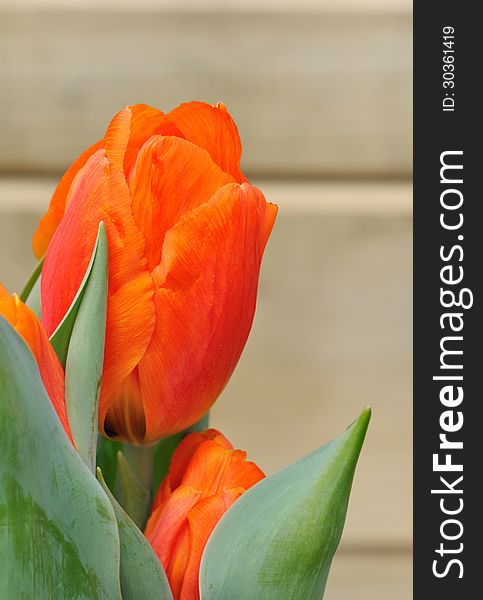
[{"left": 0, "top": 1, "right": 412, "bottom": 597}]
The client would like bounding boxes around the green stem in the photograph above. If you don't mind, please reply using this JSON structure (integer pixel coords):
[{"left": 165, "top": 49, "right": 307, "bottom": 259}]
[
  {"left": 123, "top": 444, "right": 154, "bottom": 494},
  {"left": 117, "top": 444, "right": 155, "bottom": 529}
]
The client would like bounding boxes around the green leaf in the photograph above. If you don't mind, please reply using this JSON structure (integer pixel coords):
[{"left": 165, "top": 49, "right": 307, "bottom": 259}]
[
  {"left": 49, "top": 223, "right": 107, "bottom": 369},
  {"left": 97, "top": 468, "right": 174, "bottom": 600},
  {"left": 116, "top": 451, "right": 151, "bottom": 530},
  {"left": 0, "top": 317, "right": 121, "bottom": 599},
  {"left": 20, "top": 257, "right": 44, "bottom": 318},
  {"left": 199, "top": 407, "right": 371, "bottom": 600},
  {"left": 63, "top": 222, "right": 108, "bottom": 472}
]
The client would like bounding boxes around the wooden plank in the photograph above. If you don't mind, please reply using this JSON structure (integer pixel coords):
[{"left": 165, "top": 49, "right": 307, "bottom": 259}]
[
  {"left": 0, "top": 1, "right": 412, "bottom": 12},
  {"left": 0, "top": 177, "right": 412, "bottom": 215},
  {"left": 327, "top": 551, "right": 412, "bottom": 599},
  {"left": 0, "top": 9, "right": 411, "bottom": 176}
]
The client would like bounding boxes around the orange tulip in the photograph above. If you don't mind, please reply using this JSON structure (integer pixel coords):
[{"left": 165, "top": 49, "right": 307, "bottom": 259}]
[
  {"left": 35, "top": 102, "right": 277, "bottom": 445},
  {"left": 144, "top": 429, "right": 264, "bottom": 600},
  {"left": 0, "top": 284, "right": 72, "bottom": 443}
]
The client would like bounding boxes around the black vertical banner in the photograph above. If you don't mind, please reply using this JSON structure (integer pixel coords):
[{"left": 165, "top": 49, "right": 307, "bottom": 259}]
[{"left": 414, "top": 3, "right": 482, "bottom": 598}]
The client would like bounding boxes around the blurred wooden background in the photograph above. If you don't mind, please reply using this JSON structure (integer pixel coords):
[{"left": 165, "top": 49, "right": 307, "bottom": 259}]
[{"left": 0, "top": 1, "right": 412, "bottom": 597}]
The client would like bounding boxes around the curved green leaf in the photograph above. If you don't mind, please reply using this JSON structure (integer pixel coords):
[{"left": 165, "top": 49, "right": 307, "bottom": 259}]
[
  {"left": 64, "top": 222, "right": 108, "bottom": 472},
  {"left": 200, "top": 408, "right": 371, "bottom": 600},
  {"left": 0, "top": 317, "right": 121, "bottom": 599},
  {"left": 97, "top": 468, "right": 173, "bottom": 600},
  {"left": 49, "top": 223, "right": 107, "bottom": 369}
]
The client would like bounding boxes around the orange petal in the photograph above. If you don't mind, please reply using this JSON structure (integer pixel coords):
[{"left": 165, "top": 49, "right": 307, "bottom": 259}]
[
  {"left": 103, "top": 106, "right": 133, "bottom": 170},
  {"left": 102, "top": 368, "right": 146, "bottom": 443},
  {"left": 181, "top": 440, "right": 265, "bottom": 496},
  {"left": 138, "top": 183, "right": 277, "bottom": 442},
  {"left": 167, "top": 101, "right": 246, "bottom": 182},
  {"left": 165, "top": 522, "right": 191, "bottom": 600},
  {"left": 32, "top": 104, "right": 180, "bottom": 260},
  {"left": 40, "top": 150, "right": 155, "bottom": 441},
  {"left": 128, "top": 135, "right": 234, "bottom": 271},
  {"left": 32, "top": 140, "right": 104, "bottom": 259},
  {"left": 180, "top": 490, "right": 244, "bottom": 600},
  {"left": 122, "top": 104, "right": 183, "bottom": 176},
  {"left": 145, "top": 485, "right": 201, "bottom": 565},
  {"left": 0, "top": 285, "right": 73, "bottom": 443},
  {"left": 152, "top": 430, "right": 233, "bottom": 510},
  {"left": 104, "top": 103, "right": 184, "bottom": 176}
]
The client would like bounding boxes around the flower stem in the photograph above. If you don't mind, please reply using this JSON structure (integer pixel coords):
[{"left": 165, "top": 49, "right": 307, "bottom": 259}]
[
  {"left": 118, "top": 443, "right": 154, "bottom": 529},
  {"left": 123, "top": 444, "right": 154, "bottom": 494}
]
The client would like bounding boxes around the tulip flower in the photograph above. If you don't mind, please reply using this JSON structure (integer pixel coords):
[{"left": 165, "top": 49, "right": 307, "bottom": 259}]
[
  {"left": 34, "top": 102, "right": 277, "bottom": 445},
  {"left": 0, "top": 284, "right": 72, "bottom": 443},
  {"left": 144, "top": 428, "right": 265, "bottom": 600}
]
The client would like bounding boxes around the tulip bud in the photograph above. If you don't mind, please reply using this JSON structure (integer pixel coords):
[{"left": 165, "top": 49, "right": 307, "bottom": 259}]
[
  {"left": 35, "top": 102, "right": 277, "bottom": 445},
  {"left": 199, "top": 408, "right": 371, "bottom": 600},
  {"left": 144, "top": 429, "right": 265, "bottom": 600}
]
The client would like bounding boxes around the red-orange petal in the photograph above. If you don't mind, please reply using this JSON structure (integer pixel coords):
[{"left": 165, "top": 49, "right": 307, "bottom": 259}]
[
  {"left": 128, "top": 135, "right": 235, "bottom": 271},
  {"left": 122, "top": 104, "right": 184, "bottom": 176},
  {"left": 102, "top": 367, "right": 146, "bottom": 442},
  {"left": 167, "top": 101, "right": 246, "bottom": 182},
  {"left": 32, "top": 103, "right": 181, "bottom": 260},
  {"left": 40, "top": 150, "right": 155, "bottom": 441},
  {"left": 104, "top": 103, "right": 184, "bottom": 176},
  {"left": 138, "top": 182, "right": 277, "bottom": 442},
  {"left": 32, "top": 140, "right": 104, "bottom": 259},
  {"left": 165, "top": 522, "right": 191, "bottom": 600},
  {"left": 181, "top": 440, "right": 265, "bottom": 496},
  {"left": 152, "top": 430, "right": 233, "bottom": 511},
  {"left": 145, "top": 485, "right": 202, "bottom": 564},
  {"left": 0, "top": 284, "right": 73, "bottom": 443},
  {"left": 180, "top": 489, "right": 245, "bottom": 600}
]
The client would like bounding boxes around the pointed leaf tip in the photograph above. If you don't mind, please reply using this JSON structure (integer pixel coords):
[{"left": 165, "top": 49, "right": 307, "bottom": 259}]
[
  {"left": 200, "top": 407, "right": 371, "bottom": 600},
  {"left": 60, "top": 221, "right": 108, "bottom": 471}
]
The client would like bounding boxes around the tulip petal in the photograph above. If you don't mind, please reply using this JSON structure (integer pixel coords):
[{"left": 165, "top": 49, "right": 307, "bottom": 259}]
[
  {"left": 128, "top": 135, "right": 234, "bottom": 271},
  {"left": 138, "top": 183, "right": 277, "bottom": 442},
  {"left": 0, "top": 284, "right": 72, "bottom": 443},
  {"left": 32, "top": 140, "right": 104, "bottom": 259},
  {"left": 122, "top": 104, "right": 183, "bottom": 176},
  {"left": 167, "top": 430, "right": 233, "bottom": 490},
  {"left": 145, "top": 486, "right": 202, "bottom": 564},
  {"left": 152, "top": 430, "right": 233, "bottom": 511},
  {"left": 181, "top": 441, "right": 265, "bottom": 497},
  {"left": 41, "top": 150, "right": 155, "bottom": 441},
  {"left": 32, "top": 104, "right": 181, "bottom": 260},
  {"left": 181, "top": 490, "right": 243, "bottom": 600},
  {"left": 165, "top": 523, "right": 191, "bottom": 599},
  {"left": 167, "top": 101, "right": 246, "bottom": 182},
  {"left": 105, "top": 104, "right": 184, "bottom": 176}
]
